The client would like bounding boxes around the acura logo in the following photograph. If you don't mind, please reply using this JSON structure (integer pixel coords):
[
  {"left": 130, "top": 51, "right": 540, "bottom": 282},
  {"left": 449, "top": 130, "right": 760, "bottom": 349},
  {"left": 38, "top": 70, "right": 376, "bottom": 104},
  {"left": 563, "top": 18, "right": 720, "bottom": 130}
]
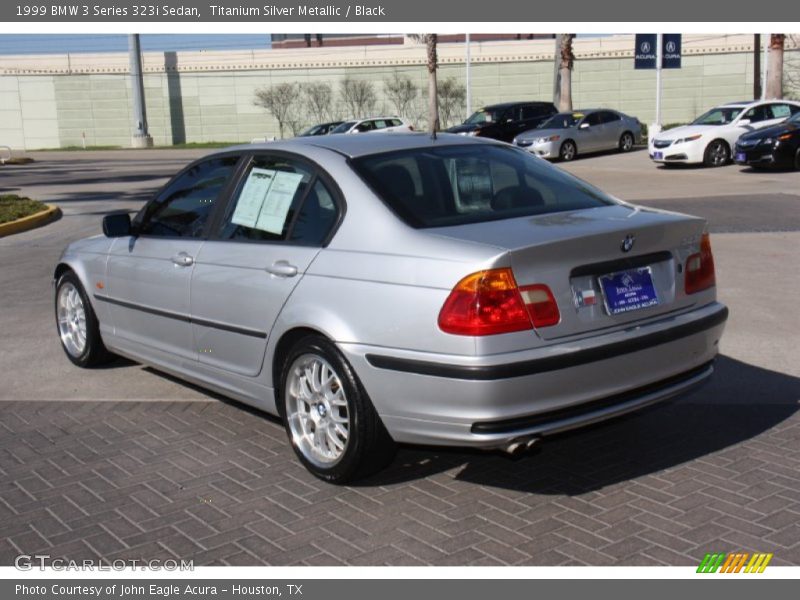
[
  {"left": 621, "top": 234, "right": 636, "bottom": 253},
  {"left": 666, "top": 41, "right": 676, "bottom": 53},
  {"left": 641, "top": 42, "right": 651, "bottom": 53}
]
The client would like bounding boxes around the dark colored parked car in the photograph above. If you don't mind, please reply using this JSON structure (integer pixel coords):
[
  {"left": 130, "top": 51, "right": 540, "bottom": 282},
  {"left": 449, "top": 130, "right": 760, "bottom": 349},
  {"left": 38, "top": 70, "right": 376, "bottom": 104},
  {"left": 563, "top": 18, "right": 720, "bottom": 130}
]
[
  {"left": 734, "top": 110, "right": 800, "bottom": 170},
  {"left": 298, "top": 121, "right": 344, "bottom": 137},
  {"left": 446, "top": 101, "right": 557, "bottom": 143}
]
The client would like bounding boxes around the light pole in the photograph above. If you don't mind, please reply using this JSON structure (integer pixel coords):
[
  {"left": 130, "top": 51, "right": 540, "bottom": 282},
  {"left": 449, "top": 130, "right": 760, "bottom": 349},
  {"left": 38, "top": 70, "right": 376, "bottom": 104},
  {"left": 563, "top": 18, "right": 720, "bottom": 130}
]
[
  {"left": 128, "top": 34, "right": 153, "bottom": 148},
  {"left": 465, "top": 33, "right": 472, "bottom": 119}
]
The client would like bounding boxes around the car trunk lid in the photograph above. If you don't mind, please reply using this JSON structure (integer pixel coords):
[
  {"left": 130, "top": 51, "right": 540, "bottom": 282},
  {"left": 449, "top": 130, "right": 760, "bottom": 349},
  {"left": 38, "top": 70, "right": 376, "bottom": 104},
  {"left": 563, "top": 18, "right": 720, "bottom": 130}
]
[{"left": 430, "top": 204, "right": 707, "bottom": 340}]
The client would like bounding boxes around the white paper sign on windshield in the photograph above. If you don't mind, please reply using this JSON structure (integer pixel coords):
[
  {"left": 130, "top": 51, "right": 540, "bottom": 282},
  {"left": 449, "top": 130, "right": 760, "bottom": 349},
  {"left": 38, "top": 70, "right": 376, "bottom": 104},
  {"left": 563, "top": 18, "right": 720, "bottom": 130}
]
[
  {"left": 254, "top": 171, "right": 304, "bottom": 235},
  {"left": 231, "top": 167, "right": 276, "bottom": 229}
]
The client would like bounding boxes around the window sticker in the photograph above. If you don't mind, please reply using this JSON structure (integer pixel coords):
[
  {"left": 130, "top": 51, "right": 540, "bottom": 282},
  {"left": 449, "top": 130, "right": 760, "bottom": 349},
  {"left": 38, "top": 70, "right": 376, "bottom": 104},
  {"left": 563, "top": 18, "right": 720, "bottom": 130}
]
[
  {"left": 255, "top": 171, "right": 304, "bottom": 234},
  {"left": 231, "top": 167, "right": 276, "bottom": 229},
  {"left": 230, "top": 168, "right": 304, "bottom": 235}
]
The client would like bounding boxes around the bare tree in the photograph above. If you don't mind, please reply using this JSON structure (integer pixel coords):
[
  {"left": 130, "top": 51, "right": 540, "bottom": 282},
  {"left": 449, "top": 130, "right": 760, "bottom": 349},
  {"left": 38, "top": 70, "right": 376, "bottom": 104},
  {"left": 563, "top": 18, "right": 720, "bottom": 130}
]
[
  {"left": 339, "top": 77, "right": 377, "bottom": 118},
  {"left": 785, "top": 35, "right": 800, "bottom": 100},
  {"left": 254, "top": 82, "right": 301, "bottom": 139},
  {"left": 766, "top": 34, "right": 786, "bottom": 99},
  {"left": 409, "top": 34, "right": 440, "bottom": 133},
  {"left": 437, "top": 77, "right": 466, "bottom": 128},
  {"left": 384, "top": 71, "right": 418, "bottom": 119},
  {"left": 558, "top": 34, "right": 576, "bottom": 112},
  {"left": 301, "top": 81, "right": 333, "bottom": 124}
]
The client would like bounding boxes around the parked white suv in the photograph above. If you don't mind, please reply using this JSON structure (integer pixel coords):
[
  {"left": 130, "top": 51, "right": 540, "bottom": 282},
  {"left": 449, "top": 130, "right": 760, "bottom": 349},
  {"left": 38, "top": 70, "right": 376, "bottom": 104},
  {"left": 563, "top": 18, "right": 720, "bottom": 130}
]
[
  {"left": 649, "top": 100, "right": 800, "bottom": 167},
  {"left": 330, "top": 116, "right": 414, "bottom": 135}
]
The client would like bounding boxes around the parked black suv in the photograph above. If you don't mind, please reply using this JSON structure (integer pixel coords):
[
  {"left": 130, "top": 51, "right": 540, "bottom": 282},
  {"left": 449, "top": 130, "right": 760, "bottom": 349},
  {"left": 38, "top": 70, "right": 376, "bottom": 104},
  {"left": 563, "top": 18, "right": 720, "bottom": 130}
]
[{"left": 446, "top": 101, "right": 557, "bottom": 143}]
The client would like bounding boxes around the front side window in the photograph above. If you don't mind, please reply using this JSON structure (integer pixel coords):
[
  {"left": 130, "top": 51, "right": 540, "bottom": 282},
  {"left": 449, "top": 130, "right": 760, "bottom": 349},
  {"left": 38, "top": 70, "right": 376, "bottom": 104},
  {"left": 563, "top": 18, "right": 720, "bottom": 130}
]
[
  {"left": 743, "top": 105, "right": 769, "bottom": 123},
  {"left": 352, "top": 144, "right": 616, "bottom": 229},
  {"left": 602, "top": 111, "right": 621, "bottom": 123},
  {"left": 136, "top": 155, "right": 239, "bottom": 238},
  {"left": 217, "top": 155, "right": 338, "bottom": 246}
]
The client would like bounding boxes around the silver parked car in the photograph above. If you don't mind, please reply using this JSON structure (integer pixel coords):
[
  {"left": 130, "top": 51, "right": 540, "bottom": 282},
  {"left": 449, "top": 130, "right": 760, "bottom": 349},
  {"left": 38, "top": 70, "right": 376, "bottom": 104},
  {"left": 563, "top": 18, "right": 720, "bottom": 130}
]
[
  {"left": 54, "top": 134, "right": 727, "bottom": 483},
  {"left": 514, "top": 109, "right": 642, "bottom": 161}
]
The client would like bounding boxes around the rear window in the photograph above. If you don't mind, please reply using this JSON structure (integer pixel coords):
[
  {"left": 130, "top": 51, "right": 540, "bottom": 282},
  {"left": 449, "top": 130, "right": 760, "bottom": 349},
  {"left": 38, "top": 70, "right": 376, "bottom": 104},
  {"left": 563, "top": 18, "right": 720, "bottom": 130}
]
[{"left": 351, "top": 144, "right": 616, "bottom": 228}]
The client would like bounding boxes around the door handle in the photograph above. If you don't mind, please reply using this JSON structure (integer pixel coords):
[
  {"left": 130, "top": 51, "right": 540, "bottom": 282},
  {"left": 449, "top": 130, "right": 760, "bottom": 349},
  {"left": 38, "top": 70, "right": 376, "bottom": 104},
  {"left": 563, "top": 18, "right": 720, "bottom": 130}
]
[
  {"left": 171, "top": 252, "right": 194, "bottom": 267},
  {"left": 266, "top": 260, "right": 298, "bottom": 277}
]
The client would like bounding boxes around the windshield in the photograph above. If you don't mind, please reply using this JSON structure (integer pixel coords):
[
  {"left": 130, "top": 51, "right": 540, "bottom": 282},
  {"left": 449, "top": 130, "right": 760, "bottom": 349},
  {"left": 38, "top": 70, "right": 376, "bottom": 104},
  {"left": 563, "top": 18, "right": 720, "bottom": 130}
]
[
  {"left": 351, "top": 144, "right": 616, "bottom": 229},
  {"left": 300, "top": 124, "right": 323, "bottom": 136},
  {"left": 330, "top": 121, "right": 357, "bottom": 134},
  {"left": 465, "top": 108, "right": 505, "bottom": 125},
  {"left": 692, "top": 107, "right": 745, "bottom": 126},
  {"left": 539, "top": 112, "right": 584, "bottom": 129}
]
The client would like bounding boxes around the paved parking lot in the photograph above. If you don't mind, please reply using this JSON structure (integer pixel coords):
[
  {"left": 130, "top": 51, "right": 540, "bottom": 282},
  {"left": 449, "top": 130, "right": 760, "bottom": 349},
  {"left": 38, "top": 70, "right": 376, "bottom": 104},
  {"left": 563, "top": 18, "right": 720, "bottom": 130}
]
[{"left": 1, "top": 147, "right": 799, "bottom": 566}]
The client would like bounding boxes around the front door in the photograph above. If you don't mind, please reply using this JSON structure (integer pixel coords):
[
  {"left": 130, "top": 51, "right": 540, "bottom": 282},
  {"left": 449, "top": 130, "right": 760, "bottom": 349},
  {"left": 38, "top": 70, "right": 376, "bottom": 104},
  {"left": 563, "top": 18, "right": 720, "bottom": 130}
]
[
  {"left": 190, "top": 154, "right": 342, "bottom": 377},
  {"left": 104, "top": 154, "right": 241, "bottom": 360}
]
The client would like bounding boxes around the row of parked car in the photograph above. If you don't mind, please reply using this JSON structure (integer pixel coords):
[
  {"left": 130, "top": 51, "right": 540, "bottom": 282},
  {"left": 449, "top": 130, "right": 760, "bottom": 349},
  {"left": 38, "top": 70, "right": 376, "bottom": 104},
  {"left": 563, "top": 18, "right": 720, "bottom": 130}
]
[
  {"left": 298, "top": 97, "right": 800, "bottom": 171},
  {"left": 649, "top": 99, "right": 800, "bottom": 170},
  {"left": 299, "top": 101, "right": 645, "bottom": 162}
]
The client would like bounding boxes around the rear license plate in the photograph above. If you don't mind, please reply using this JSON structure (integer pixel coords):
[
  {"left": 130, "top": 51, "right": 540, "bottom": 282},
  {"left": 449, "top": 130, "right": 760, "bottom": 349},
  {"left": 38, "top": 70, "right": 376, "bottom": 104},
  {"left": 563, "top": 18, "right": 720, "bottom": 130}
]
[
  {"left": 653, "top": 151, "right": 663, "bottom": 160},
  {"left": 735, "top": 152, "right": 746, "bottom": 162},
  {"left": 599, "top": 268, "right": 659, "bottom": 315}
]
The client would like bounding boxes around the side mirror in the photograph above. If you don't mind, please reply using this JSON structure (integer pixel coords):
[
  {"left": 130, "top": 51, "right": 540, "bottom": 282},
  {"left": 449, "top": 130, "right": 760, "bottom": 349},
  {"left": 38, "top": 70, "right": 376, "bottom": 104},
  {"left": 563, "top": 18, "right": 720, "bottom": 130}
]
[
  {"left": 103, "top": 213, "right": 132, "bottom": 237},
  {"left": 579, "top": 122, "right": 590, "bottom": 129},
  {"left": 738, "top": 118, "right": 751, "bottom": 126}
]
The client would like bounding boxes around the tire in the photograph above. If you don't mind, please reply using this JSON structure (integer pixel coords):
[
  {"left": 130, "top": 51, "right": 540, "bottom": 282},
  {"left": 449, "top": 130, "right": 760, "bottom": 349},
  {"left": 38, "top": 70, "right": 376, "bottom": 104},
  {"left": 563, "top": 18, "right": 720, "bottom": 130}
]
[
  {"left": 559, "top": 140, "right": 577, "bottom": 161},
  {"left": 703, "top": 139, "right": 730, "bottom": 167},
  {"left": 618, "top": 131, "right": 635, "bottom": 152},
  {"left": 278, "top": 334, "right": 396, "bottom": 483},
  {"left": 54, "top": 270, "right": 114, "bottom": 367}
]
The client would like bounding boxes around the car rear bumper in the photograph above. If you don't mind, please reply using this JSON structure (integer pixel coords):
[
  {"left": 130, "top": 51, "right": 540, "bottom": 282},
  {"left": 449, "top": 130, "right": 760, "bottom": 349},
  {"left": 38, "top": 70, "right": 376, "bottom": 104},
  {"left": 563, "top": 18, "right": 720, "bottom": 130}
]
[{"left": 339, "top": 302, "right": 727, "bottom": 448}]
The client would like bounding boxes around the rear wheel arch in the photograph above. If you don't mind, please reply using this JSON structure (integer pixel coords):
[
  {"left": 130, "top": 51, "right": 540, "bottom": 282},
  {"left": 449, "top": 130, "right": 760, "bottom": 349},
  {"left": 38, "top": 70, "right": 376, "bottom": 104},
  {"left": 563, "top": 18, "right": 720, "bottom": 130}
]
[
  {"left": 619, "top": 130, "right": 635, "bottom": 151},
  {"left": 272, "top": 326, "right": 329, "bottom": 410}
]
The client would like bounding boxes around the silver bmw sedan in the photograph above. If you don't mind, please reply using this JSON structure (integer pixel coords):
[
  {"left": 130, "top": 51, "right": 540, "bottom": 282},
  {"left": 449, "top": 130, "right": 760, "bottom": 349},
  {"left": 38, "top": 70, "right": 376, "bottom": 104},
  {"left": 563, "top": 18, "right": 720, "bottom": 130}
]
[{"left": 54, "top": 133, "right": 727, "bottom": 483}]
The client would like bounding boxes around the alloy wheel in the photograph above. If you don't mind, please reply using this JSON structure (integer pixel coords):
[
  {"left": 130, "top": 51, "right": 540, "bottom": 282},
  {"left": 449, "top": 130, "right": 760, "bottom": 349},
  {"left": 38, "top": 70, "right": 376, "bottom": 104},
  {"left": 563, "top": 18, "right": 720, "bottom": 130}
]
[
  {"left": 285, "top": 354, "right": 350, "bottom": 468},
  {"left": 57, "top": 282, "right": 87, "bottom": 358}
]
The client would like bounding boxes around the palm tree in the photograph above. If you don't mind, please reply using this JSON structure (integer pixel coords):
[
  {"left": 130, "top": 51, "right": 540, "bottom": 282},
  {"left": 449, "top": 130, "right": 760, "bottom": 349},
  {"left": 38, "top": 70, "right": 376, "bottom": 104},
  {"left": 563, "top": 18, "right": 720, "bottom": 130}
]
[
  {"left": 410, "top": 34, "right": 440, "bottom": 133},
  {"left": 558, "top": 34, "right": 576, "bottom": 112},
  {"left": 766, "top": 34, "right": 786, "bottom": 99}
]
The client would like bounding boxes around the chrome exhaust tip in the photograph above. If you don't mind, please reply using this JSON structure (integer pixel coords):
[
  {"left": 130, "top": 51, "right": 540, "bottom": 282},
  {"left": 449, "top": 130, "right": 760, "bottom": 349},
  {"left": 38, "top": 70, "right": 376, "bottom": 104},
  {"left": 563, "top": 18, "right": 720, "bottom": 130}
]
[{"left": 503, "top": 436, "right": 540, "bottom": 455}]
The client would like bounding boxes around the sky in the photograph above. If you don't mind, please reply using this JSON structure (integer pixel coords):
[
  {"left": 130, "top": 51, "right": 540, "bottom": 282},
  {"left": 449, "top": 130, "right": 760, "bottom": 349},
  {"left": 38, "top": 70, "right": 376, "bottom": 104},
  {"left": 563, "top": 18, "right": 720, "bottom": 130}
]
[{"left": 0, "top": 34, "right": 272, "bottom": 55}]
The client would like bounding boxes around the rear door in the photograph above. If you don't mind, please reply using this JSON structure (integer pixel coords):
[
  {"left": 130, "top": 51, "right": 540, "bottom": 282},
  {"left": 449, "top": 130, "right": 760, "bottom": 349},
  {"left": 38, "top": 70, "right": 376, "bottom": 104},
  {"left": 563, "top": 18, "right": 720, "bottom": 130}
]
[
  {"left": 189, "top": 153, "right": 342, "bottom": 376},
  {"left": 599, "top": 111, "right": 624, "bottom": 149},
  {"left": 104, "top": 154, "right": 241, "bottom": 360}
]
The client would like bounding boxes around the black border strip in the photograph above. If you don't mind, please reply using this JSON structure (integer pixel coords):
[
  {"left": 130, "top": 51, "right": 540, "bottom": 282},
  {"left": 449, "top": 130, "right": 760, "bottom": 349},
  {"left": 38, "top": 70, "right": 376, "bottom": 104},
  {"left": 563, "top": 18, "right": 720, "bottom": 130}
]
[
  {"left": 365, "top": 305, "right": 728, "bottom": 380},
  {"left": 94, "top": 295, "right": 267, "bottom": 339},
  {"left": 470, "top": 361, "right": 713, "bottom": 434},
  {"left": 570, "top": 250, "right": 673, "bottom": 278}
]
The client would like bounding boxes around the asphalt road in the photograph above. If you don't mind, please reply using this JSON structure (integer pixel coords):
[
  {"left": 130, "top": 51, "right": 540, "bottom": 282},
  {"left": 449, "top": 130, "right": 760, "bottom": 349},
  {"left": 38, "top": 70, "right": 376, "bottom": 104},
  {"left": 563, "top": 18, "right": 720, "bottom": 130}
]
[{"left": 1, "top": 147, "right": 799, "bottom": 566}]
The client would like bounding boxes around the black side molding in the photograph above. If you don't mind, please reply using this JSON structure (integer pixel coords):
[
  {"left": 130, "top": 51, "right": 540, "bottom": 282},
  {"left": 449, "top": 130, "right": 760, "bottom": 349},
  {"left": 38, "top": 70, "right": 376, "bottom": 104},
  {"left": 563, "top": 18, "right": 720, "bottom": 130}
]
[
  {"left": 365, "top": 305, "right": 728, "bottom": 381},
  {"left": 94, "top": 295, "right": 267, "bottom": 339}
]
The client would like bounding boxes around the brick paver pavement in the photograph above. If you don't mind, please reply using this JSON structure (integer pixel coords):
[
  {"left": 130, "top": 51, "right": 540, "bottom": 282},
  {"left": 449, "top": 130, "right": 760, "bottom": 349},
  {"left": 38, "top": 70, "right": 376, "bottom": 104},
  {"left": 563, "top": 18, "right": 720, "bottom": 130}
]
[{"left": 1, "top": 356, "right": 799, "bottom": 566}]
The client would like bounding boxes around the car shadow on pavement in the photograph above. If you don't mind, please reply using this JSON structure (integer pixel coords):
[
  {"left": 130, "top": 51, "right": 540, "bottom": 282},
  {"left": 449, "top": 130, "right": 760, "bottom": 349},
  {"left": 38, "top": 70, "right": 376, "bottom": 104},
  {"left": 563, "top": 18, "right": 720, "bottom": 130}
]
[{"left": 356, "top": 355, "right": 800, "bottom": 492}]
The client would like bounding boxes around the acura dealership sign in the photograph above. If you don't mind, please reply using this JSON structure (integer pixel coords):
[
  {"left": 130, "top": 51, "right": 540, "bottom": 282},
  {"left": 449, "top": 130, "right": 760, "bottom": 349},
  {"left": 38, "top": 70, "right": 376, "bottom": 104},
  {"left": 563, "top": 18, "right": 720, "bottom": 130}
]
[{"left": 635, "top": 33, "right": 682, "bottom": 69}]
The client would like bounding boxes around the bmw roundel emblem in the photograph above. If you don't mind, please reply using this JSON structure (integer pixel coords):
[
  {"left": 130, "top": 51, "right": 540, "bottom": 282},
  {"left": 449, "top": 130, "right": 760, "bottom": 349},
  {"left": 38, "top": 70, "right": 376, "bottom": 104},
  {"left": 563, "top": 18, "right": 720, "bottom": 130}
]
[{"left": 621, "top": 234, "right": 636, "bottom": 253}]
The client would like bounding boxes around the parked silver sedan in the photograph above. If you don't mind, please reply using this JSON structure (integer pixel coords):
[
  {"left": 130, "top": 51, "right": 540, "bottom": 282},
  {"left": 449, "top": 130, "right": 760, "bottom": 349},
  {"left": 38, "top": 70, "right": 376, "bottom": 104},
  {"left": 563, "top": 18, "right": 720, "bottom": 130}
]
[
  {"left": 514, "top": 109, "right": 642, "bottom": 161},
  {"left": 54, "top": 134, "right": 726, "bottom": 483}
]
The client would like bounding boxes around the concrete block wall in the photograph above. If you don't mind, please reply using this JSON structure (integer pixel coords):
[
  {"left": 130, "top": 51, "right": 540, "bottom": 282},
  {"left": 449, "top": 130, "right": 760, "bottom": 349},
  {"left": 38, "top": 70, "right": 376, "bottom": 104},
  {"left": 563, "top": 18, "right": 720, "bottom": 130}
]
[{"left": 0, "top": 34, "right": 797, "bottom": 149}]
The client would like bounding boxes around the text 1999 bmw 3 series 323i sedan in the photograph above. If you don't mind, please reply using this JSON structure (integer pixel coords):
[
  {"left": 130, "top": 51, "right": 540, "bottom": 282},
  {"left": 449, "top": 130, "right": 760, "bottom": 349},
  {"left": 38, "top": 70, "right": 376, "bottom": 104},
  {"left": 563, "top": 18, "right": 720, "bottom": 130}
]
[{"left": 54, "top": 134, "right": 727, "bottom": 483}]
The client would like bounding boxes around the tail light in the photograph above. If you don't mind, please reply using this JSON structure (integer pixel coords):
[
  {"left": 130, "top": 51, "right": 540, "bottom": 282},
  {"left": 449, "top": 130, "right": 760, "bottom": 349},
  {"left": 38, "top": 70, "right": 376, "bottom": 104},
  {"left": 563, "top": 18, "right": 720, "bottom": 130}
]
[
  {"left": 438, "top": 268, "right": 560, "bottom": 336},
  {"left": 684, "top": 232, "right": 716, "bottom": 294}
]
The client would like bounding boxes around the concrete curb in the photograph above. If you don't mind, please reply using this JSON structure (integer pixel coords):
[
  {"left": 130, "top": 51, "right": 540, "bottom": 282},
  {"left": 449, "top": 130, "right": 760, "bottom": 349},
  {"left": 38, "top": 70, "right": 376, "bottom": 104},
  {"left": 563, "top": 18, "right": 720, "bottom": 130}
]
[{"left": 0, "top": 204, "right": 61, "bottom": 238}]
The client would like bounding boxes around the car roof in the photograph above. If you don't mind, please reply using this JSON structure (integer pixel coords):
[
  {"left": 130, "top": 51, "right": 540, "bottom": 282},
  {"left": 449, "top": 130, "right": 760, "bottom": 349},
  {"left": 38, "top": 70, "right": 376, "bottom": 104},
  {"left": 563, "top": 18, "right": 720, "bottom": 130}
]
[
  {"left": 225, "top": 132, "right": 499, "bottom": 159},
  {"left": 481, "top": 101, "right": 553, "bottom": 110}
]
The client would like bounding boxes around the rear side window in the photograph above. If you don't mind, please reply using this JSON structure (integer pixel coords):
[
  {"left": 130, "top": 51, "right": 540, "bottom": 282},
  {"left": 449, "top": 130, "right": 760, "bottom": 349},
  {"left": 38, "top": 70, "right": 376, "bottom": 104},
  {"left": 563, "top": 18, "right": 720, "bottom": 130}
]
[
  {"left": 769, "top": 104, "right": 792, "bottom": 119},
  {"left": 352, "top": 144, "right": 616, "bottom": 228},
  {"left": 602, "top": 111, "right": 621, "bottom": 123}
]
